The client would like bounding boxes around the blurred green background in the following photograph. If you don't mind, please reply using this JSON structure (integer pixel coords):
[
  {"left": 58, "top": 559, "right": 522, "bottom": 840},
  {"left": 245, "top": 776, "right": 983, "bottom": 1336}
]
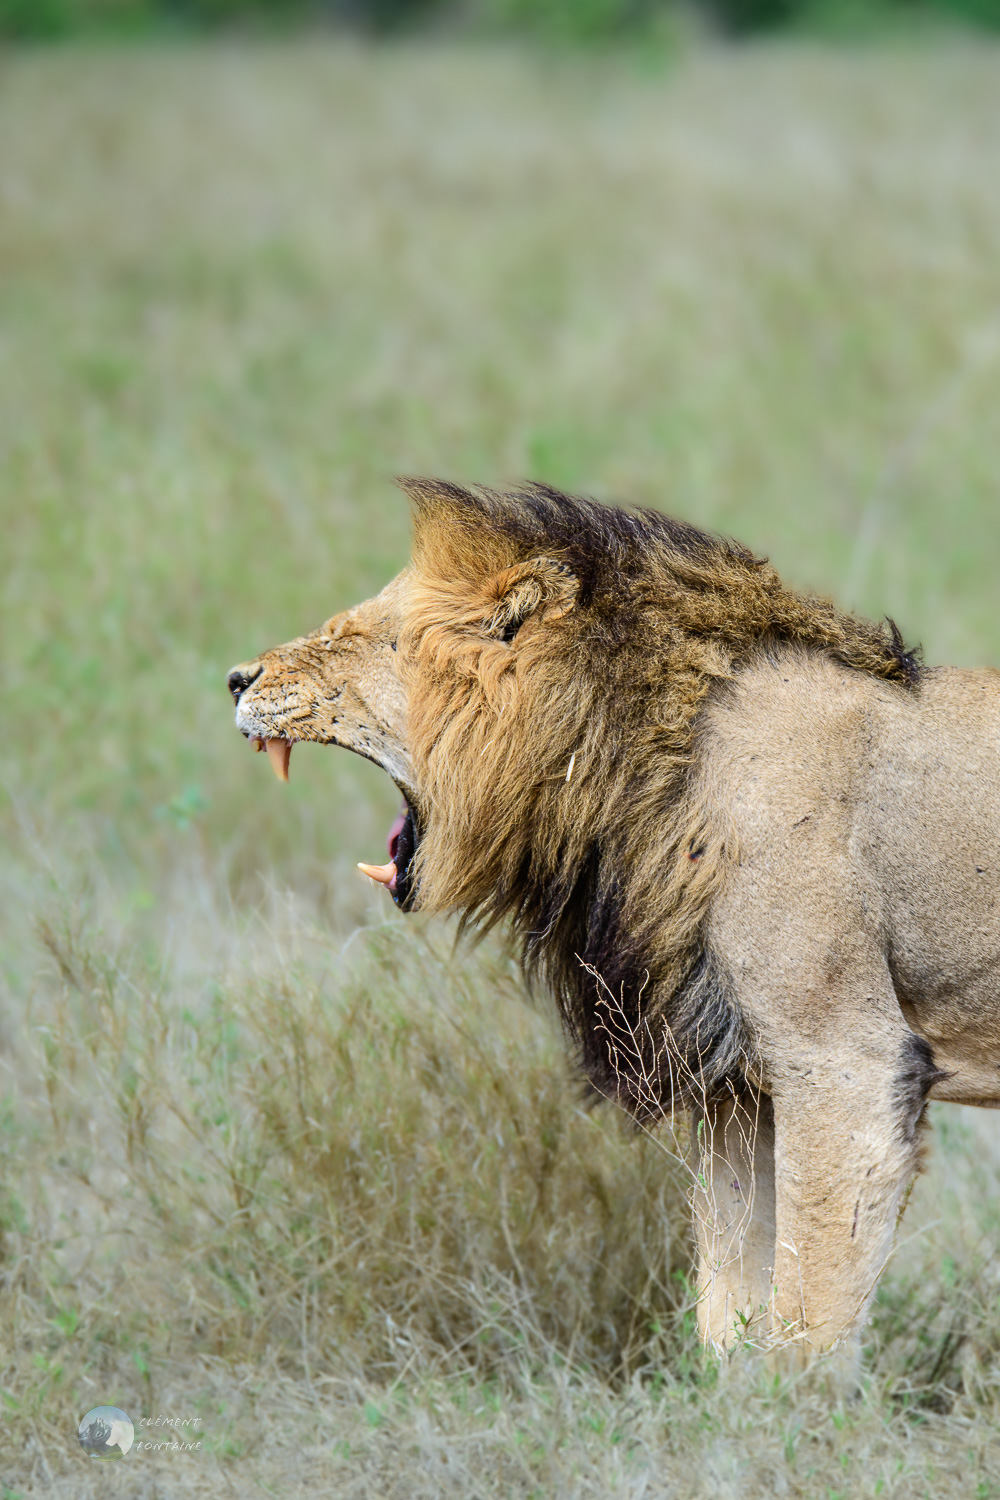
[{"left": 5, "top": 0, "right": 1000, "bottom": 38}]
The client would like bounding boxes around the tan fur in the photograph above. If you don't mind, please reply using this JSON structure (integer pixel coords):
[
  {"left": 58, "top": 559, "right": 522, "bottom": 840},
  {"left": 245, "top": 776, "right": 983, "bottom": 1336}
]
[{"left": 228, "top": 479, "right": 999, "bottom": 1363}]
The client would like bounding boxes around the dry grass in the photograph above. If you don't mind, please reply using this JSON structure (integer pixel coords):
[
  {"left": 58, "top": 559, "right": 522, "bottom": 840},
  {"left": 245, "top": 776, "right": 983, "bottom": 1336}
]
[
  {"left": 9, "top": 855, "right": 1000, "bottom": 1498},
  {"left": 4, "top": 35, "right": 1000, "bottom": 1496}
]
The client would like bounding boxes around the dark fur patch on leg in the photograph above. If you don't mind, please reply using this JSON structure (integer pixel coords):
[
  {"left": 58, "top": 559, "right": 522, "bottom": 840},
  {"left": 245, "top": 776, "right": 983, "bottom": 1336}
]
[{"left": 893, "top": 1033, "right": 947, "bottom": 1147}]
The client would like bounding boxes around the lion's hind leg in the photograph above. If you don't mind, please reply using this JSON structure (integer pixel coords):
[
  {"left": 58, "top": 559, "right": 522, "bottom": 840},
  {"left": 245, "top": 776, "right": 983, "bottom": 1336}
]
[{"left": 691, "top": 1085, "right": 777, "bottom": 1352}]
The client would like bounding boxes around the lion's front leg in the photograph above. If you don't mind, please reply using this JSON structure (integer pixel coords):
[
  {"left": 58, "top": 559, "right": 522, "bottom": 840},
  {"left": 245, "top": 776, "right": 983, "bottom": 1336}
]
[
  {"left": 691, "top": 1087, "right": 776, "bottom": 1351},
  {"left": 765, "top": 1030, "right": 938, "bottom": 1356}
]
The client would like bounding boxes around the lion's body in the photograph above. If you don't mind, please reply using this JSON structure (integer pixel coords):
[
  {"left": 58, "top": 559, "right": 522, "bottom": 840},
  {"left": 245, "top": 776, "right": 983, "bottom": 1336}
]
[
  {"left": 692, "top": 653, "right": 1000, "bottom": 1347},
  {"left": 705, "top": 655, "right": 1000, "bottom": 1109},
  {"left": 228, "top": 480, "right": 1000, "bottom": 1361}
]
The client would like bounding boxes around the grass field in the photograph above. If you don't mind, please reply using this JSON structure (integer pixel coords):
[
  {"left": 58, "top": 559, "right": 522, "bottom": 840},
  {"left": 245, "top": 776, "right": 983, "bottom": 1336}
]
[{"left": 4, "top": 35, "right": 1000, "bottom": 1497}]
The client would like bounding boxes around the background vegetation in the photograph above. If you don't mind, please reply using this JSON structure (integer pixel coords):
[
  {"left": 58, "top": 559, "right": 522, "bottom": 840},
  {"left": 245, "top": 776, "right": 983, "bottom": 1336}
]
[
  {"left": 3, "top": 0, "right": 1000, "bottom": 43},
  {"left": 3, "top": 35, "right": 1000, "bottom": 1497}
]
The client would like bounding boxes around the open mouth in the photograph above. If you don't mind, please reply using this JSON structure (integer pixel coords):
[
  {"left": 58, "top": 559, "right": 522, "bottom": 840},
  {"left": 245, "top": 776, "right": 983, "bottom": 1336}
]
[
  {"left": 358, "top": 802, "right": 419, "bottom": 910},
  {"left": 249, "top": 735, "right": 418, "bottom": 910}
]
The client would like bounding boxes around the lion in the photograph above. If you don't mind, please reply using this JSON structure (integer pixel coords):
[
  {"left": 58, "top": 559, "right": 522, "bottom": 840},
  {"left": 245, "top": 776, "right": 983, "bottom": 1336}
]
[{"left": 228, "top": 478, "right": 1000, "bottom": 1361}]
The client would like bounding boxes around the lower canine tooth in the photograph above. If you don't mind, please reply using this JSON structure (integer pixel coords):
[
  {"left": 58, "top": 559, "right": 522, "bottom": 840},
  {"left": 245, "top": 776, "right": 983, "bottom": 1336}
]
[
  {"left": 357, "top": 860, "right": 397, "bottom": 887},
  {"left": 265, "top": 738, "right": 291, "bottom": 783}
]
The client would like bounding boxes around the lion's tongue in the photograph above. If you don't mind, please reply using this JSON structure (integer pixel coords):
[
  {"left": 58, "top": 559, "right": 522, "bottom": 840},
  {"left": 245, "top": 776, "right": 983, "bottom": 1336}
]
[
  {"left": 387, "top": 811, "right": 407, "bottom": 861},
  {"left": 252, "top": 737, "right": 292, "bottom": 783}
]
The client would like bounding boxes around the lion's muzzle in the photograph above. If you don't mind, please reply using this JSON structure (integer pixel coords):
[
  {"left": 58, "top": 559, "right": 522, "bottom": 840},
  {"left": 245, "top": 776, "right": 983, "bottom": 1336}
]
[{"left": 228, "top": 658, "right": 295, "bottom": 782}]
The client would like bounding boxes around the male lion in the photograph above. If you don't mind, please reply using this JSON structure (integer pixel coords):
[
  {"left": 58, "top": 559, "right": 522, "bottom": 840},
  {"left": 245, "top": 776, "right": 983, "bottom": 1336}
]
[{"left": 228, "top": 478, "right": 1000, "bottom": 1360}]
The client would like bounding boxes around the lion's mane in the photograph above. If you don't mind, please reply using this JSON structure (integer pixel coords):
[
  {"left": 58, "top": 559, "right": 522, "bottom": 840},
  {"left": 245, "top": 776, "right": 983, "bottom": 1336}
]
[{"left": 398, "top": 479, "right": 920, "bottom": 1118}]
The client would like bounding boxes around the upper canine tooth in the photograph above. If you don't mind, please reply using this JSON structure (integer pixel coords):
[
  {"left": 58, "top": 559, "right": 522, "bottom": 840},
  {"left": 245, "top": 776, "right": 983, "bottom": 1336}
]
[
  {"left": 357, "top": 860, "right": 396, "bottom": 887},
  {"left": 265, "top": 738, "right": 291, "bottom": 783}
]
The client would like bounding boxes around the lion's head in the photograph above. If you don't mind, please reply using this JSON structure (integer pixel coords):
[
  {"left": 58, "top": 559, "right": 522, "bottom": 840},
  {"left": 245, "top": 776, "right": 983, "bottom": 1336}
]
[{"left": 229, "top": 479, "right": 919, "bottom": 1116}]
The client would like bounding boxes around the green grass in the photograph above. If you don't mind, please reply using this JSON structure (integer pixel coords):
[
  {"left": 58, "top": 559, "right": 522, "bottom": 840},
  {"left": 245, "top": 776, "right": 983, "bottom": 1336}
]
[{"left": 4, "top": 36, "right": 1000, "bottom": 1496}]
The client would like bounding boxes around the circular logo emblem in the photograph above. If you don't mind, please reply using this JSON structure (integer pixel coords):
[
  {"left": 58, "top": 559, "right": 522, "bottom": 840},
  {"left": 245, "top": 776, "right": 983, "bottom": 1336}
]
[{"left": 78, "top": 1406, "right": 134, "bottom": 1460}]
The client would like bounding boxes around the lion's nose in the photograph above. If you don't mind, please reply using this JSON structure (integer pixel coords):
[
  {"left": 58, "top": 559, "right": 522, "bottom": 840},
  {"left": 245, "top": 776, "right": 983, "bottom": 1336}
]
[{"left": 228, "top": 661, "right": 263, "bottom": 703}]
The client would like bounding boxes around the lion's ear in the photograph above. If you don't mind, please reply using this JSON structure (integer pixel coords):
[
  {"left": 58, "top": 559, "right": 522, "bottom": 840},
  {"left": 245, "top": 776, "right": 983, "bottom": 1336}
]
[
  {"left": 483, "top": 558, "right": 578, "bottom": 644},
  {"left": 396, "top": 477, "right": 578, "bottom": 639}
]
